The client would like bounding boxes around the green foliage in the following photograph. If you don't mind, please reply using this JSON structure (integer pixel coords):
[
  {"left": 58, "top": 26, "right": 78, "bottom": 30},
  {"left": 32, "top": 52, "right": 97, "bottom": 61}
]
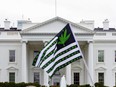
[
  {"left": 68, "top": 84, "right": 78, "bottom": 87},
  {"left": 26, "top": 82, "right": 41, "bottom": 87},
  {"left": 0, "top": 82, "right": 42, "bottom": 87},
  {"left": 68, "top": 84, "right": 79, "bottom": 87},
  {"left": 67, "top": 84, "right": 91, "bottom": 87},
  {"left": 94, "top": 82, "right": 108, "bottom": 87},
  {"left": 0, "top": 82, "right": 108, "bottom": 87},
  {"left": 15, "top": 82, "right": 26, "bottom": 87},
  {"left": 50, "top": 86, "right": 59, "bottom": 87},
  {"left": 41, "top": 86, "right": 46, "bottom": 87},
  {"left": 49, "top": 84, "right": 91, "bottom": 87},
  {"left": 58, "top": 29, "right": 70, "bottom": 46},
  {"left": 0, "top": 82, "right": 15, "bottom": 87},
  {"left": 95, "top": 82, "right": 103, "bottom": 87},
  {"left": 78, "top": 84, "right": 91, "bottom": 87}
]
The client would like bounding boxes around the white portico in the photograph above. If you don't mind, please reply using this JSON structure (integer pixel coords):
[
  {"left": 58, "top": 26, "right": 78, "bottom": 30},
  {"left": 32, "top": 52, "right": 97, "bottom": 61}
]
[{"left": 20, "top": 17, "right": 94, "bottom": 86}]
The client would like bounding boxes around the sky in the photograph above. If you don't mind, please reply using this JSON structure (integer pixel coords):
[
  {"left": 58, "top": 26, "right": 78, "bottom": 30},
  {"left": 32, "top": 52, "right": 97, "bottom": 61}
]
[{"left": 0, "top": 0, "right": 116, "bottom": 28}]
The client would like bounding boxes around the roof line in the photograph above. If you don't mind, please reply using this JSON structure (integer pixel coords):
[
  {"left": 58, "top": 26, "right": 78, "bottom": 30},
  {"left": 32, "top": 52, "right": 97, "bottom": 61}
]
[{"left": 21, "top": 16, "right": 93, "bottom": 33}]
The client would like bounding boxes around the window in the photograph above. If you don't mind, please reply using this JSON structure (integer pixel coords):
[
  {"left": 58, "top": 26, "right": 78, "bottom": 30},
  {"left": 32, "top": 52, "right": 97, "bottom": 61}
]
[
  {"left": 74, "top": 73, "right": 80, "bottom": 85},
  {"left": 34, "top": 72, "right": 40, "bottom": 83},
  {"left": 54, "top": 82, "right": 60, "bottom": 86},
  {"left": 9, "top": 72, "right": 15, "bottom": 82},
  {"left": 9, "top": 50, "right": 15, "bottom": 62},
  {"left": 115, "top": 51, "right": 116, "bottom": 62},
  {"left": 53, "top": 71, "right": 60, "bottom": 86},
  {"left": 98, "top": 50, "right": 104, "bottom": 62},
  {"left": 34, "top": 51, "right": 39, "bottom": 58},
  {"left": 98, "top": 73, "right": 104, "bottom": 85}
]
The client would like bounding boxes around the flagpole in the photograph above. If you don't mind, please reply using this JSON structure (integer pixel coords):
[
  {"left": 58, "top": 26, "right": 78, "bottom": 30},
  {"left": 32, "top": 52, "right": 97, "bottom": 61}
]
[
  {"left": 55, "top": 0, "right": 57, "bottom": 16},
  {"left": 69, "top": 24, "right": 94, "bottom": 87},
  {"left": 82, "top": 56, "right": 94, "bottom": 87}
]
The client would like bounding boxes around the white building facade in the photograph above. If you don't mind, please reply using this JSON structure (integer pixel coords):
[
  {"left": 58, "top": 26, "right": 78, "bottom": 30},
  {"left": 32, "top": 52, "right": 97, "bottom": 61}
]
[{"left": 0, "top": 17, "right": 116, "bottom": 87}]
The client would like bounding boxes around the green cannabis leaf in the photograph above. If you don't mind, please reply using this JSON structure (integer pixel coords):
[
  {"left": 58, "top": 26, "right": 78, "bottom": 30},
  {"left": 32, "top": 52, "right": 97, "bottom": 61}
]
[{"left": 58, "top": 29, "right": 70, "bottom": 46}]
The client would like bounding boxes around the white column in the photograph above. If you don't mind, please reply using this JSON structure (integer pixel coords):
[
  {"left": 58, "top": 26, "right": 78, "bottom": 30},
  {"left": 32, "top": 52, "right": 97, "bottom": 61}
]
[
  {"left": 87, "top": 41, "right": 94, "bottom": 86},
  {"left": 44, "top": 70, "right": 49, "bottom": 87},
  {"left": 43, "top": 41, "right": 49, "bottom": 87},
  {"left": 66, "top": 64, "right": 71, "bottom": 85},
  {"left": 22, "top": 41, "right": 28, "bottom": 82}
]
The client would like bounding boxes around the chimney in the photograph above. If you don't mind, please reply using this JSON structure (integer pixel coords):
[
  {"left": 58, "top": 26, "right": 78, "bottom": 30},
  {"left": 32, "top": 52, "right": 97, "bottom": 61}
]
[
  {"left": 103, "top": 19, "right": 109, "bottom": 30},
  {"left": 79, "top": 20, "right": 94, "bottom": 30},
  {"left": 17, "top": 19, "right": 31, "bottom": 30},
  {"left": 4, "top": 19, "right": 10, "bottom": 30}
]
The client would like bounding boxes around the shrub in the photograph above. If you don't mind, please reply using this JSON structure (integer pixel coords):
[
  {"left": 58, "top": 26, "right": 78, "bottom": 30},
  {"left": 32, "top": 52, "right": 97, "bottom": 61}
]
[
  {"left": 41, "top": 86, "right": 46, "bottom": 87},
  {"left": 67, "top": 84, "right": 91, "bottom": 87},
  {"left": 50, "top": 85, "right": 59, "bottom": 87},
  {"left": 26, "top": 82, "right": 41, "bottom": 87},
  {"left": 16, "top": 82, "right": 27, "bottom": 87},
  {"left": 79, "top": 84, "right": 91, "bottom": 87},
  {"left": 68, "top": 84, "right": 78, "bottom": 87},
  {"left": 3, "top": 82, "right": 14, "bottom": 87},
  {"left": 0, "top": 82, "right": 43, "bottom": 87},
  {"left": 94, "top": 82, "right": 108, "bottom": 87},
  {"left": 95, "top": 82, "right": 104, "bottom": 87}
]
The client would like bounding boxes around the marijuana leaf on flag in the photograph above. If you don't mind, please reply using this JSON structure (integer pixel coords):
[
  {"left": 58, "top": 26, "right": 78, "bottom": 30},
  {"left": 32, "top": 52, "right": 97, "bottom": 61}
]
[{"left": 58, "top": 29, "right": 70, "bottom": 46}]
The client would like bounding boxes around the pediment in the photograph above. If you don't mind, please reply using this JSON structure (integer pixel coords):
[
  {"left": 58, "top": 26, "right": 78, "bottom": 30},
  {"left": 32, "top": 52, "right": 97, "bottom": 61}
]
[
  {"left": 21, "top": 17, "right": 94, "bottom": 35},
  {"left": 72, "top": 65, "right": 82, "bottom": 71},
  {"left": 32, "top": 66, "right": 41, "bottom": 70},
  {"left": 95, "top": 66, "right": 107, "bottom": 71},
  {"left": 6, "top": 66, "right": 18, "bottom": 70}
]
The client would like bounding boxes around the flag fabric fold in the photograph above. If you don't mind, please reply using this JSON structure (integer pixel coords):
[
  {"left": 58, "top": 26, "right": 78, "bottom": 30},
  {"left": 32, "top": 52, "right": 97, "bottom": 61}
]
[{"left": 32, "top": 23, "right": 83, "bottom": 77}]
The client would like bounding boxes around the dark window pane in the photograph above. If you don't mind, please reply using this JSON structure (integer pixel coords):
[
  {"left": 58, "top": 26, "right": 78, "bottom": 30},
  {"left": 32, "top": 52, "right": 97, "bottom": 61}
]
[
  {"left": 9, "top": 72, "right": 15, "bottom": 82},
  {"left": 98, "top": 50, "right": 104, "bottom": 62},
  {"left": 34, "top": 72, "right": 40, "bottom": 83},
  {"left": 115, "top": 51, "right": 116, "bottom": 62},
  {"left": 9, "top": 50, "right": 15, "bottom": 62},
  {"left": 98, "top": 73, "right": 104, "bottom": 85},
  {"left": 74, "top": 73, "right": 80, "bottom": 85}
]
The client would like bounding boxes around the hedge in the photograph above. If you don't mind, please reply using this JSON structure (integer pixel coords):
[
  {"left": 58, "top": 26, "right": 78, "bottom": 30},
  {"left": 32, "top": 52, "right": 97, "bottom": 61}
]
[
  {"left": 0, "top": 82, "right": 45, "bottom": 87},
  {"left": 94, "top": 82, "right": 108, "bottom": 87},
  {"left": 0, "top": 82, "right": 109, "bottom": 87},
  {"left": 67, "top": 84, "right": 91, "bottom": 87},
  {"left": 50, "top": 84, "right": 91, "bottom": 87}
]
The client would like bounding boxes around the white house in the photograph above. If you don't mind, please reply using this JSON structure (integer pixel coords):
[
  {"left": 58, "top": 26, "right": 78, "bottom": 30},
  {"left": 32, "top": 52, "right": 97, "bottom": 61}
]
[{"left": 0, "top": 17, "right": 116, "bottom": 87}]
